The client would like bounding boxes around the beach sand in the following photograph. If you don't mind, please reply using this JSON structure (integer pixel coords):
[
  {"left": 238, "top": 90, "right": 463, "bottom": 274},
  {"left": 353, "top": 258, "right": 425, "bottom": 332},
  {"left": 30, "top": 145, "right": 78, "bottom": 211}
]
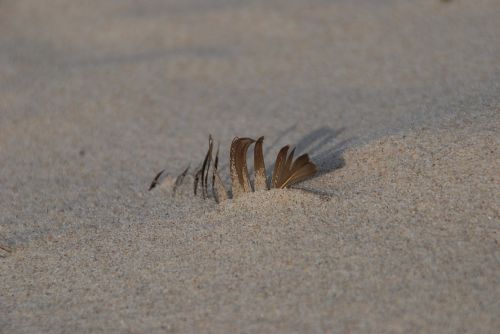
[{"left": 1, "top": 0, "right": 499, "bottom": 332}]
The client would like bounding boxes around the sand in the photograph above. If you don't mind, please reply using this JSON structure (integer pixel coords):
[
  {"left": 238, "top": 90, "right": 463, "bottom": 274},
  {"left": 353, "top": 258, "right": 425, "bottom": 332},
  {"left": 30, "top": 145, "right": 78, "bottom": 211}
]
[{"left": 1, "top": 0, "right": 499, "bottom": 333}]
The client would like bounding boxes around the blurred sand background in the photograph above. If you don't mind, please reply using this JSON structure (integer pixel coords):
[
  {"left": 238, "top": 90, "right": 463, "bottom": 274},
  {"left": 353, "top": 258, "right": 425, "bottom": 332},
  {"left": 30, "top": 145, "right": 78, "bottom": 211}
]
[{"left": 0, "top": 0, "right": 499, "bottom": 332}]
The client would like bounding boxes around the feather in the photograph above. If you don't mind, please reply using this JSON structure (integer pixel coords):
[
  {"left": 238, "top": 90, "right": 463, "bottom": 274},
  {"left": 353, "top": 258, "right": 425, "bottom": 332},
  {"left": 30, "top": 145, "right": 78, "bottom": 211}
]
[
  {"left": 213, "top": 171, "right": 228, "bottom": 203},
  {"left": 272, "top": 149, "right": 317, "bottom": 189},
  {"left": 212, "top": 145, "right": 228, "bottom": 203},
  {"left": 148, "top": 169, "right": 165, "bottom": 190},
  {"left": 272, "top": 145, "right": 289, "bottom": 188},
  {"left": 190, "top": 134, "right": 317, "bottom": 201},
  {"left": 230, "top": 137, "right": 255, "bottom": 197},
  {"left": 229, "top": 137, "right": 240, "bottom": 196},
  {"left": 282, "top": 147, "right": 296, "bottom": 179},
  {"left": 193, "top": 168, "right": 202, "bottom": 196},
  {"left": 211, "top": 144, "right": 220, "bottom": 198},
  {"left": 238, "top": 138, "right": 255, "bottom": 193},
  {"left": 201, "top": 135, "right": 214, "bottom": 199},
  {"left": 253, "top": 136, "right": 268, "bottom": 191},
  {"left": 173, "top": 165, "right": 190, "bottom": 196},
  {"left": 193, "top": 135, "right": 214, "bottom": 198}
]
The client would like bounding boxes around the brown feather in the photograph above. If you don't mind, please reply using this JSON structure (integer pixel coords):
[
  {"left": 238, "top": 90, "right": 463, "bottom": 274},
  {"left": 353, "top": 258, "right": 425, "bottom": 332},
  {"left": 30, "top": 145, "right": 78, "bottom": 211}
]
[
  {"left": 279, "top": 162, "right": 317, "bottom": 189},
  {"left": 173, "top": 165, "right": 190, "bottom": 196},
  {"left": 272, "top": 145, "right": 290, "bottom": 188},
  {"left": 274, "top": 152, "right": 317, "bottom": 189},
  {"left": 211, "top": 144, "right": 220, "bottom": 197},
  {"left": 213, "top": 171, "right": 228, "bottom": 203},
  {"left": 290, "top": 153, "right": 311, "bottom": 171},
  {"left": 253, "top": 136, "right": 268, "bottom": 191},
  {"left": 212, "top": 145, "right": 228, "bottom": 203},
  {"left": 277, "top": 147, "right": 296, "bottom": 186},
  {"left": 234, "top": 138, "right": 255, "bottom": 197},
  {"left": 193, "top": 168, "right": 202, "bottom": 196},
  {"left": 194, "top": 135, "right": 317, "bottom": 201},
  {"left": 229, "top": 137, "right": 240, "bottom": 196},
  {"left": 148, "top": 169, "right": 165, "bottom": 191},
  {"left": 273, "top": 149, "right": 317, "bottom": 189},
  {"left": 283, "top": 147, "right": 296, "bottom": 173},
  {"left": 200, "top": 135, "right": 214, "bottom": 199}
]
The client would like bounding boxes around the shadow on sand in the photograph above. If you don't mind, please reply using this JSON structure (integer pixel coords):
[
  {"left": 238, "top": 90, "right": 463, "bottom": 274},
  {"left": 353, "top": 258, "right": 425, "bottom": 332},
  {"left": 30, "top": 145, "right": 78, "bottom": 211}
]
[
  {"left": 266, "top": 125, "right": 352, "bottom": 176},
  {"left": 263, "top": 125, "right": 353, "bottom": 197}
]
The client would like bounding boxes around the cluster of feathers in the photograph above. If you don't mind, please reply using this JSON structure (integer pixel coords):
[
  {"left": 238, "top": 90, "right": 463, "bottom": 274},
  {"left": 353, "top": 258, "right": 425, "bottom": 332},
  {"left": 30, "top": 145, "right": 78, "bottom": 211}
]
[{"left": 150, "top": 136, "right": 317, "bottom": 203}]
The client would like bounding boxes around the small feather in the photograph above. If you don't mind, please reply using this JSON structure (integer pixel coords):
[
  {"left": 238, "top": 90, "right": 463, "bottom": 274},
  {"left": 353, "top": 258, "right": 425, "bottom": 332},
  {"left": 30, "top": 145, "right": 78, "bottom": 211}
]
[
  {"left": 149, "top": 169, "right": 165, "bottom": 190},
  {"left": 173, "top": 165, "right": 190, "bottom": 196},
  {"left": 272, "top": 145, "right": 289, "bottom": 188},
  {"left": 193, "top": 168, "right": 202, "bottom": 195},
  {"left": 193, "top": 135, "right": 214, "bottom": 198},
  {"left": 290, "top": 153, "right": 311, "bottom": 171},
  {"left": 198, "top": 135, "right": 214, "bottom": 199},
  {"left": 202, "top": 135, "right": 214, "bottom": 198},
  {"left": 253, "top": 136, "right": 268, "bottom": 191},
  {"left": 230, "top": 137, "right": 241, "bottom": 196},
  {"left": 212, "top": 145, "right": 228, "bottom": 203},
  {"left": 231, "top": 137, "right": 255, "bottom": 197},
  {"left": 276, "top": 153, "right": 317, "bottom": 189},
  {"left": 213, "top": 171, "right": 228, "bottom": 203},
  {"left": 237, "top": 138, "right": 255, "bottom": 193},
  {"left": 211, "top": 144, "right": 220, "bottom": 197},
  {"left": 277, "top": 147, "right": 296, "bottom": 186}
]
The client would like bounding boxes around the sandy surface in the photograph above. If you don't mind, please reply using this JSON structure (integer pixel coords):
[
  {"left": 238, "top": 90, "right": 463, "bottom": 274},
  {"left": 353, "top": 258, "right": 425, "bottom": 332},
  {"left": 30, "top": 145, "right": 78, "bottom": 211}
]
[{"left": 1, "top": 0, "right": 499, "bottom": 333}]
